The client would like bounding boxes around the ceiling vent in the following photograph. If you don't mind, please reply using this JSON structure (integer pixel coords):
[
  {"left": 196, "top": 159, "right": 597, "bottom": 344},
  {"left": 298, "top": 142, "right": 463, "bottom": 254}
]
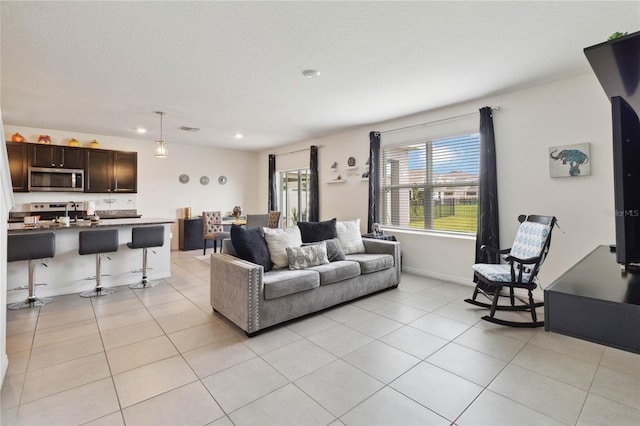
[{"left": 179, "top": 126, "right": 200, "bottom": 132}]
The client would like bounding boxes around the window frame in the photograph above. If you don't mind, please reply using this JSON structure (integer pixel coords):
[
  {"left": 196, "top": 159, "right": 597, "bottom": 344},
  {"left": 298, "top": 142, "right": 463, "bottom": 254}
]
[{"left": 379, "top": 131, "right": 480, "bottom": 235}]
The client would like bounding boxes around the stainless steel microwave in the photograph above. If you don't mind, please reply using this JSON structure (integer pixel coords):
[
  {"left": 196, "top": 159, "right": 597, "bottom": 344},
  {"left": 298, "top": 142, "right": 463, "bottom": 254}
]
[{"left": 28, "top": 167, "right": 84, "bottom": 192}]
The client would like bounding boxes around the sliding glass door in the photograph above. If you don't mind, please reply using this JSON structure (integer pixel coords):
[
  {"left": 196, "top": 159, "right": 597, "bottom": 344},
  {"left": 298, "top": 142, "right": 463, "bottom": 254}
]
[{"left": 279, "top": 169, "right": 310, "bottom": 227}]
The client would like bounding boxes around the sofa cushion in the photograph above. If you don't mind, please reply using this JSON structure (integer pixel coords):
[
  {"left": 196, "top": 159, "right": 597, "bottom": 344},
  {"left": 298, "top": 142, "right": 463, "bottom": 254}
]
[
  {"left": 263, "top": 269, "right": 320, "bottom": 300},
  {"left": 230, "top": 225, "right": 272, "bottom": 272},
  {"left": 263, "top": 226, "right": 303, "bottom": 269},
  {"left": 297, "top": 218, "right": 337, "bottom": 243},
  {"left": 336, "top": 218, "right": 365, "bottom": 254},
  {"left": 344, "top": 253, "right": 394, "bottom": 274},
  {"left": 286, "top": 243, "right": 329, "bottom": 270},
  {"left": 307, "top": 260, "right": 361, "bottom": 286},
  {"left": 303, "top": 238, "right": 345, "bottom": 262}
]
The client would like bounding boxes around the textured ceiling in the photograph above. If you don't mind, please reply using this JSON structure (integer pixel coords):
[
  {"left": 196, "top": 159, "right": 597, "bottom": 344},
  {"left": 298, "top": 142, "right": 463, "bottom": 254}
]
[{"left": 1, "top": 1, "right": 638, "bottom": 151}]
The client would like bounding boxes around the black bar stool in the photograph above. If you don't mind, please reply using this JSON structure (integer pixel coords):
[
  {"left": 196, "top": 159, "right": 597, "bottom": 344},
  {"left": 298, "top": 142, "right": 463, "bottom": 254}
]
[
  {"left": 7, "top": 232, "right": 55, "bottom": 310},
  {"left": 79, "top": 229, "right": 118, "bottom": 297},
  {"left": 127, "top": 226, "right": 164, "bottom": 289}
]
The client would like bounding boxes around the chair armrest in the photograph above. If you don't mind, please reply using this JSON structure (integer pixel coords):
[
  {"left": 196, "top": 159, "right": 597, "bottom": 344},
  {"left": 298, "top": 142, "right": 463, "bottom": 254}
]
[
  {"left": 210, "top": 253, "right": 263, "bottom": 334},
  {"left": 480, "top": 245, "right": 511, "bottom": 255},
  {"left": 504, "top": 254, "right": 540, "bottom": 265}
]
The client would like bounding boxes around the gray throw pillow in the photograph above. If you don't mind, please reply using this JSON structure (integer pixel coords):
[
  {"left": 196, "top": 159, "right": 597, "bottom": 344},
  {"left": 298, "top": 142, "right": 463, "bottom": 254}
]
[
  {"left": 286, "top": 242, "right": 329, "bottom": 270},
  {"left": 303, "top": 238, "right": 345, "bottom": 262}
]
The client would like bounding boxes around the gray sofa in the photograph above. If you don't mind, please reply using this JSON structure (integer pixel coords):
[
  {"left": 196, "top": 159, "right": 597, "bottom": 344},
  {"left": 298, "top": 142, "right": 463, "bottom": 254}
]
[{"left": 210, "top": 238, "right": 401, "bottom": 335}]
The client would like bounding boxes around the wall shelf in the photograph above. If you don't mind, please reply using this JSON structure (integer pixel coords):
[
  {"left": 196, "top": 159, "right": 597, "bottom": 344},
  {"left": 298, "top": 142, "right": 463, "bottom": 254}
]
[{"left": 326, "top": 179, "right": 346, "bottom": 184}]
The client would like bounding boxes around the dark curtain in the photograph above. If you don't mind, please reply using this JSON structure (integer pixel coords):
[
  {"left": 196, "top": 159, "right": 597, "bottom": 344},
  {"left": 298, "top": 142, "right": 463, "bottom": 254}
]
[
  {"left": 367, "top": 131, "right": 381, "bottom": 233},
  {"left": 475, "top": 106, "right": 500, "bottom": 267},
  {"left": 309, "top": 145, "right": 319, "bottom": 222},
  {"left": 268, "top": 154, "right": 277, "bottom": 211}
]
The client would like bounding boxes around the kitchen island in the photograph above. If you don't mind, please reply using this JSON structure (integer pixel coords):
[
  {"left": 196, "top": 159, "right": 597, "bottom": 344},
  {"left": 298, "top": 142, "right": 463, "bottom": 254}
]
[{"left": 7, "top": 218, "right": 174, "bottom": 303}]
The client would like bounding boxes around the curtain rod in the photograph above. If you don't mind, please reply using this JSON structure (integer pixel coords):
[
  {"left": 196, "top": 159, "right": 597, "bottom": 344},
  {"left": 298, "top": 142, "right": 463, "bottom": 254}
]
[
  {"left": 275, "top": 144, "right": 324, "bottom": 156},
  {"left": 381, "top": 106, "right": 501, "bottom": 135}
]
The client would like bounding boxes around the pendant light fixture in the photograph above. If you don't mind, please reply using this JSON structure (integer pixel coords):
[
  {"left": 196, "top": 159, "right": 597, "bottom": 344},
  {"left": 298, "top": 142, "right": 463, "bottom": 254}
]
[{"left": 154, "top": 111, "right": 168, "bottom": 158}]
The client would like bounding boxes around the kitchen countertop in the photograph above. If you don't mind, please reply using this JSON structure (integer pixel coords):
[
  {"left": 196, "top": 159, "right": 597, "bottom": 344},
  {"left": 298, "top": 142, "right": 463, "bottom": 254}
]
[{"left": 8, "top": 217, "right": 174, "bottom": 233}]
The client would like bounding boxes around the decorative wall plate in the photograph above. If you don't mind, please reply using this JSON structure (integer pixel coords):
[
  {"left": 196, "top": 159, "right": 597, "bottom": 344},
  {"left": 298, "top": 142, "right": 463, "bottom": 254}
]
[
  {"left": 179, "top": 174, "right": 190, "bottom": 184},
  {"left": 218, "top": 175, "right": 227, "bottom": 185},
  {"left": 347, "top": 156, "right": 356, "bottom": 167},
  {"left": 200, "top": 176, "right": 210, "bottom": 185}
]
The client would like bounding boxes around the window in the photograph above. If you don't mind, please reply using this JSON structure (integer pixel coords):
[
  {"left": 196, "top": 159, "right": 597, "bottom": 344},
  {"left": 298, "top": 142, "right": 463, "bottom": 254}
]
[
  {"left": 379, "top": 133, "right": 479, "bottom": 234},
  {"left": 279, "top": 169, "right": 310, "bottom": 227}
]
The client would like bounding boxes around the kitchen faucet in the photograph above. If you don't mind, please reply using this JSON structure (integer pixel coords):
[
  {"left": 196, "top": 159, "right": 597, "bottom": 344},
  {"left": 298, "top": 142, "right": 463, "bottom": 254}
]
[{"left": 66, "top": 202, "right": 79, "bottom": 223}]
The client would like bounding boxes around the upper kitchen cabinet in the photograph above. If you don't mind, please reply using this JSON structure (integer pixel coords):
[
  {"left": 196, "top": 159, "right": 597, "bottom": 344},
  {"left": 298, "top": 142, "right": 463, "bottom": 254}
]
[
  {"left": 6, "top": 141, "right": 29, "bottom": 192},
  {"left": 31, "top": 144, "right": 84, "bottom": 169},
  {"left": 113, "top": 151, "right": 137, "bottom": 192},
  {"left": 85, "top": 149, "right": 137, "bottom": 193}
]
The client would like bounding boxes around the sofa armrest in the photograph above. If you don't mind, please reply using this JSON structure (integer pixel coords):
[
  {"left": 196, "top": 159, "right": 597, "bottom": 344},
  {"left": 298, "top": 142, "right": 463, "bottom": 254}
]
[
  {"left": 363, "top": 238, "right": 401, "bottom": 283},
  {"left": 210, "top": 253, "right": 263, "bottom": 334}
]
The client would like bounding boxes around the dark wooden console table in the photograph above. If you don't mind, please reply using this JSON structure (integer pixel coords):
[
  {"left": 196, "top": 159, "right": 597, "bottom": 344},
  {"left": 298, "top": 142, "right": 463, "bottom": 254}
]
[
  {"left": 544, "top": 245, "right": 640, "bottom": 353},
  {"left": 178, "top": 218, "right": 214, "bottom": 251}
]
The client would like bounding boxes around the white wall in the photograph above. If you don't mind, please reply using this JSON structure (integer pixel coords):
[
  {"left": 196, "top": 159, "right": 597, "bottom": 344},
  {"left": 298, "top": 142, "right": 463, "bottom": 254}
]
[
  {"left": 3, "top": 126, "right": 260, "bottom": 250},
  {"left": 1, "top": 111, "right": 15, "bottom": 388},
  {"left": 258, "top": 73, "right": 616, "bottom": 287}
]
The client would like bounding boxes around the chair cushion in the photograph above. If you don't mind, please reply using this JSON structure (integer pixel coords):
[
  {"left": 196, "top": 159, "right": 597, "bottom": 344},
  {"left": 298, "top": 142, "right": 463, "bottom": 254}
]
[
  {"left": 263, "top": 269, "right": 319, "bottom": 299},
  {"left": 510, "top": 221, "right": 551, "bottom": 260},
  {"left": 303, "top": 238, "right": 346, "bottom": 262},
  {"left": 205, "top": 231, "right": 230, "bottom": 239},
  {"left": 307, "top": 260, "right": 361, "bottom": 286},
  {"left": 263, "top": 226, "right": 303, "bottom": 269},
  {"left": 286, "top": 243, "right": 329, "bottom": 270},
  {"left": 336, "top": 218, "right": 365, "bottom": 254},
  {"left": 297, "top": 218, "right": 337, "bottom": 243},
  {"left": 230, "top": 225, "right": 272, "bottom": 272},
  {"left": 344, "top": 253, "right": 393, "bottom": 274},
  {"left": 472, "top": 264, "right": 534, "bottom": 283}
]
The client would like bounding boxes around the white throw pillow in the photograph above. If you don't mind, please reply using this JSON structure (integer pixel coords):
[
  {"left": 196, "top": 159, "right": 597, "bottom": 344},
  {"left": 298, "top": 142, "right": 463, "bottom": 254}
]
[
  {"left": 336, "top": 218, "right": 365, "bottom": 254},
  {"left": 263, "top": 226, "right": 303, "bottom": 269}
]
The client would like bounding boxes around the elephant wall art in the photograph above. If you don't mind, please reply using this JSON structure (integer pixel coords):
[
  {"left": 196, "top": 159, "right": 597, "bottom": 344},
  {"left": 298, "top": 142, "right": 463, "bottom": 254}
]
[{"left": 548, "top": 143, "right": 591, "bottom": 177}]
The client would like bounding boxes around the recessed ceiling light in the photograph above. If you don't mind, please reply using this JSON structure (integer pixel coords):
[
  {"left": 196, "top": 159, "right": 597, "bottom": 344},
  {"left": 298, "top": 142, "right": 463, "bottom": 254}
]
[
  {"left": 234, "top": 133, "right": 243, "bottom": 139},
  {"left": 136, "top": 127, "right": 147, "bottom": 134},
  {"left": 302, "top": 69, "right": 320, "bottom": 79}
]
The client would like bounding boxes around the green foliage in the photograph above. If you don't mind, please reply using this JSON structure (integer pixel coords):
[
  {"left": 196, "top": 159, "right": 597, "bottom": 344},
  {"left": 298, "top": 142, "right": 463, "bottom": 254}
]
[{"left": 608, "top": 32, "right": 628, "bottom": 41}]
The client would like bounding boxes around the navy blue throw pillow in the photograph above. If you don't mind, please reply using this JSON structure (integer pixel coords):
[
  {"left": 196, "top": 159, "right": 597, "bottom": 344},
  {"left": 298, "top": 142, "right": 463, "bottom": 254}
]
[
  {"left": 297, "top": 218, "right": 337, "bottom": 243},
  {"left": 230, "top": 224, "right": 272, "bottom": 272}
]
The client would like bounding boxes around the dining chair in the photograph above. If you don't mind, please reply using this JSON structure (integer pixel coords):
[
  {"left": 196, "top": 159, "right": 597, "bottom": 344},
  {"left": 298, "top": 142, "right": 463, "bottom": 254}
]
[
  {"left": 268, "top": 211, "right": 281, "bottom": 228},
  {"left": 246, "top": 214, "right": 269, "bottom": 230},
  {"left": 203, "top": 211, "right": 230, "bottom": 255}
]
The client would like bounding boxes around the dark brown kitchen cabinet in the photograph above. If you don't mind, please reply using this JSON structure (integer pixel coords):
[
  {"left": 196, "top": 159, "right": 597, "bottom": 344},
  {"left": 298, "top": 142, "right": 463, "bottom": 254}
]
[
  {"left": 31, "top": 144, "right": 84, "bottom": 169},
  {"left": 113, "top": 151, "right": 137, "bottom": 192},
  {"left": 85, "top": 149, "right": 137, "bottom": 193},
  {"left": 6, "top": 142, "right": 29, "bottom": 192}
]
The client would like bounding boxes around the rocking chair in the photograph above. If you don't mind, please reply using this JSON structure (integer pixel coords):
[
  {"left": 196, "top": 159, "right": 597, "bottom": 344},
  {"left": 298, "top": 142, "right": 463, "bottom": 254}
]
[{"left": 465, "top": 214, "right": 557, "bottom": 328}]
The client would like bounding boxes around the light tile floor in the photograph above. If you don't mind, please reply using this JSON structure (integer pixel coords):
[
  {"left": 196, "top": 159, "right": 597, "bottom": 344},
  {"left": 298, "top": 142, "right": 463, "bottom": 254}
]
[{"left": 2, "top": 250, "right": 639, "bottom": 425}]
